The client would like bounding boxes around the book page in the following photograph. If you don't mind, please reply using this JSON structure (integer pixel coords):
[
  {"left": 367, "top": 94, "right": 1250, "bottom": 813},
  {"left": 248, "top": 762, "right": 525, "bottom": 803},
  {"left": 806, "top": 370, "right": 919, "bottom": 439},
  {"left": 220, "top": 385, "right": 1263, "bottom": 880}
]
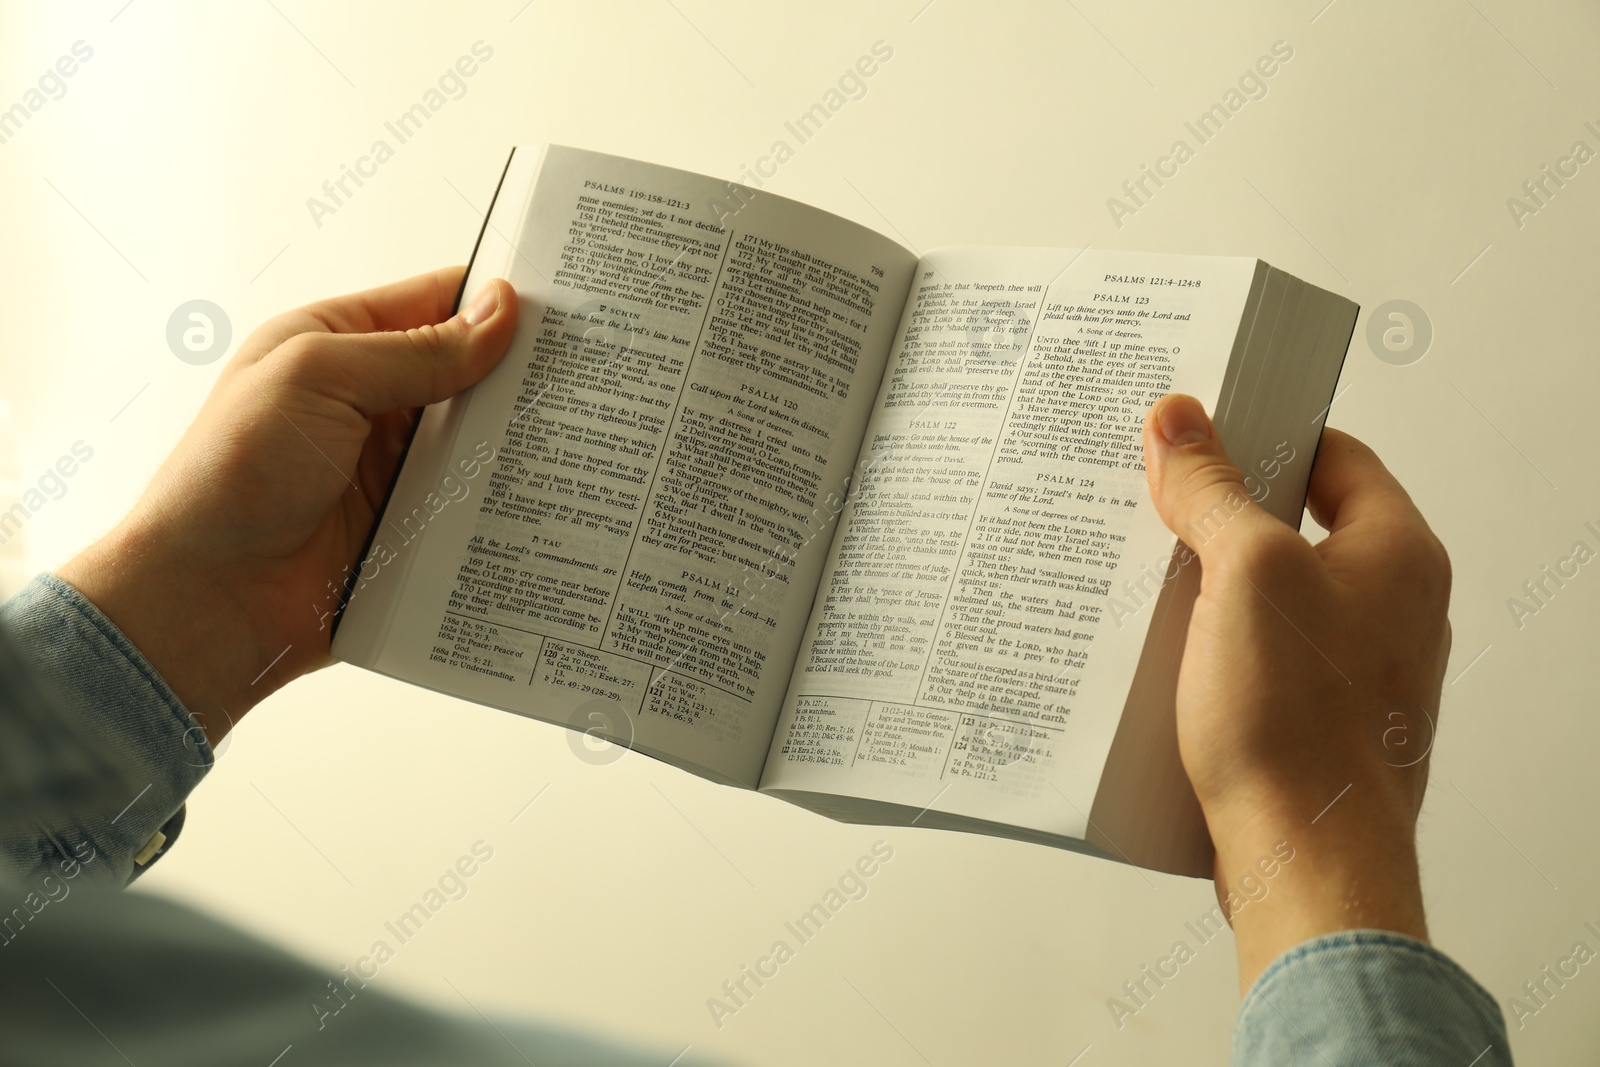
[
  {"left": 759, "top": 247, "right": 1257, "bottom": 833},
  {"left": 333, "top": 146, "right": 917, "bottom": 787}
]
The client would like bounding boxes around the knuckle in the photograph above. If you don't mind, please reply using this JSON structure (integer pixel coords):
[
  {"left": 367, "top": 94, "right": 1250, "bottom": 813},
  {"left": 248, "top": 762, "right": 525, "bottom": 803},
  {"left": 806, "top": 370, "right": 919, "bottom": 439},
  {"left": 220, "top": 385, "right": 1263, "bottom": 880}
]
[
  {"left": 1410, "top": 533, "right": 1453, "bottom": 601},
  {"left": 1428, "top": 533, "right": 1452, "bottom": 590},
  {"left": 1178, "top": 454, "right": 1246, "bottom": 498},
  {"left": 1381, "top": 523, "right": 1452, "bottom": 602},
  {"left": 403, "top": 324, "right": 451, "bottom": 399},
  {"left": 404, "top": 323, "right": 445, "bottom": 358},
  {"left": 269, "top": 333, "right": 327, "bottom": 381}
]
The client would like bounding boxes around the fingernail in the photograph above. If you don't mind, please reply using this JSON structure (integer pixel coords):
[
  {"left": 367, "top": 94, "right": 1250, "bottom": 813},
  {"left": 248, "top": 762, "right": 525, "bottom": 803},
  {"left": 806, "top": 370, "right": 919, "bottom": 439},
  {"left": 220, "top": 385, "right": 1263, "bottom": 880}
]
[
  {"left": 460, "top": 282, "right": 502, "bottom": 327},
  {"left": 1157, "top": 395, "right": 1212, "bottom": 446}
]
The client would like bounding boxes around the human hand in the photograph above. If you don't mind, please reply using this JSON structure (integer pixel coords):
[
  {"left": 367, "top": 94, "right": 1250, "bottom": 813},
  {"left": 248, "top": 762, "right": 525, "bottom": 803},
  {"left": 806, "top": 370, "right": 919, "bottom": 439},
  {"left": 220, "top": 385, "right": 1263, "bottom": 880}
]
[
  {"left": 1141, "top": 393, "right": 1451, "bottom": 993},
  {"left": 59, "top": 267, "right": 518, "bottom": 744}
]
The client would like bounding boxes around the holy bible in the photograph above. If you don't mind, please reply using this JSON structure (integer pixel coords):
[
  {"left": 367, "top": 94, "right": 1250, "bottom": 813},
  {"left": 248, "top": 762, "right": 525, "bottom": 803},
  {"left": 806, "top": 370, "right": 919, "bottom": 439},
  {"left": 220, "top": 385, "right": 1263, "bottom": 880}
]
[{"left": 332, "top": 145, "right": 1355, "bottom": 877}]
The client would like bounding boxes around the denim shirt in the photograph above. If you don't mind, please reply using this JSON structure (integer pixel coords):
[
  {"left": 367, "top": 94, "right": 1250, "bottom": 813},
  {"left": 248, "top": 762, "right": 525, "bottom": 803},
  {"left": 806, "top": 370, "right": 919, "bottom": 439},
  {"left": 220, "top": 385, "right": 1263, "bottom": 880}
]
[{"left": 0, "top": 574, "right": 1513, "bottom": 1065}]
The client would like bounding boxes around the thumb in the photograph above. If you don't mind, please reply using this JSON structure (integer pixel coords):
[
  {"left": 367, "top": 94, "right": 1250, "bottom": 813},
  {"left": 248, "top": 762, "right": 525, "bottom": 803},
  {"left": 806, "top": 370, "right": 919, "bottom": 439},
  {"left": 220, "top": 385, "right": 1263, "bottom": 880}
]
[
  {"left": 280, "top": 278, "right": 519, "bottom": 417},
  {"left": 1141, "top": 394, "right": 1274, "bottom": 567}
]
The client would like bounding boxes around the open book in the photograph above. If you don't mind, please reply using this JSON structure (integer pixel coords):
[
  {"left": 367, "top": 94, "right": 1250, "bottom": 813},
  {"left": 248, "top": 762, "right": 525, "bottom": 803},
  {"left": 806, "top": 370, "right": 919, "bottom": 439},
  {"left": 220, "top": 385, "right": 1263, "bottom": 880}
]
[{"left": 332, "top": 145, "right": 1356, "bottom": 877}]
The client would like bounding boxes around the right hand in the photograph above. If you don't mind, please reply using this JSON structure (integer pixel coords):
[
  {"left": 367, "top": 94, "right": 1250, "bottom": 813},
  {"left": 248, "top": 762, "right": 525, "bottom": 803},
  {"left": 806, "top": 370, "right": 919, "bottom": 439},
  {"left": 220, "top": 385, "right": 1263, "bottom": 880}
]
[{"left": 1141, "top": 394, "right": 1452, "bottom": 993}]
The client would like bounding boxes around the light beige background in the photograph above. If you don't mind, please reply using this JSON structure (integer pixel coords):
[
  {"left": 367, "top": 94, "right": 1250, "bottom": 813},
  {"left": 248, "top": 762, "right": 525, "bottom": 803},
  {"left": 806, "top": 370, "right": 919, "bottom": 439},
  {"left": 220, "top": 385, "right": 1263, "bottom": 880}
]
[{"left": 2, "top": 1, "right": 1596, "bottom": 1063}]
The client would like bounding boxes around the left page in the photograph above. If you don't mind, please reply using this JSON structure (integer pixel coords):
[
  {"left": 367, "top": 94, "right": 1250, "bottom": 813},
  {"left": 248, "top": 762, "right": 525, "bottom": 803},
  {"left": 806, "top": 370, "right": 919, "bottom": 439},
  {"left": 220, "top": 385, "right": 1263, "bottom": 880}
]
[{"left": 333, "top": 145, "right": 918, "bottom": 787}]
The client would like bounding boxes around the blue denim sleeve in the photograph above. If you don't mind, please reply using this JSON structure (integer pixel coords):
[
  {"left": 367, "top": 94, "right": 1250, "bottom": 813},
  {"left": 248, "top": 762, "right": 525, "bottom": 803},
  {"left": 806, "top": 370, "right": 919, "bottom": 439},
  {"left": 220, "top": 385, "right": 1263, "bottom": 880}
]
[
  {"left": 0, "top": 573, "right": 212, "bottom": 887},
  {"left": 1235, "top": 929, "right": 1512, "bottom": 1065}
]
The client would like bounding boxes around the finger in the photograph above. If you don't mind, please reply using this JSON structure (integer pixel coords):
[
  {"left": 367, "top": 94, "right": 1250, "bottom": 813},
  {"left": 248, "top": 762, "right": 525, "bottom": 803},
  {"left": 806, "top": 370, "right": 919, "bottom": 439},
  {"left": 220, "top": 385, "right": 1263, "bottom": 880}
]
[
  {"left": 1141, "top": 394, "right": 1279, "bottom": 568},
  {"left": 274, "top": 278, "right": 518, "bottom": 417},
  {"left": 305, "top": 265, "right": 468, "bottom": 334},
  {"left": 236, "top": 267, "right": 469, "bottom": 362},
  {"left": 1304, "top": 427, "right": 1426, "bottom": 537}
]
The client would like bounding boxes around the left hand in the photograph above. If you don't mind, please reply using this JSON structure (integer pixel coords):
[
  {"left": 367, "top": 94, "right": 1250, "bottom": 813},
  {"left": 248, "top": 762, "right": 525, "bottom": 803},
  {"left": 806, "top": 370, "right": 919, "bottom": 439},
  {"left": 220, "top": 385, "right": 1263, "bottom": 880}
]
[{"left": 60, "top": 267, "right": 518, "bottom": 743}]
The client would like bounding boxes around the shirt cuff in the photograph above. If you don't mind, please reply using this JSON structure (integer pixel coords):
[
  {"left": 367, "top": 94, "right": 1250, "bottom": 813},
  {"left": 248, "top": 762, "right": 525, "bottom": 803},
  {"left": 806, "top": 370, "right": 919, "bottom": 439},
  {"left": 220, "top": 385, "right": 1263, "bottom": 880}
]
[
  {"left": 0, "top": 573, "right": 212, "bottom": 885},
  {"left": 1235, "top": 929, "right": 1510, "bottom": 1065}
]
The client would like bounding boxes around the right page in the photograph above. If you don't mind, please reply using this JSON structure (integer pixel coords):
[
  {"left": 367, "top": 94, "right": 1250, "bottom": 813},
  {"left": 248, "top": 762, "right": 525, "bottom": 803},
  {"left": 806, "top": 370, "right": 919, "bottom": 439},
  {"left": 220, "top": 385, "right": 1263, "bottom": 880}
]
[{"left": 759, "top": 247, "right": 1260, "bottom": 847}]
